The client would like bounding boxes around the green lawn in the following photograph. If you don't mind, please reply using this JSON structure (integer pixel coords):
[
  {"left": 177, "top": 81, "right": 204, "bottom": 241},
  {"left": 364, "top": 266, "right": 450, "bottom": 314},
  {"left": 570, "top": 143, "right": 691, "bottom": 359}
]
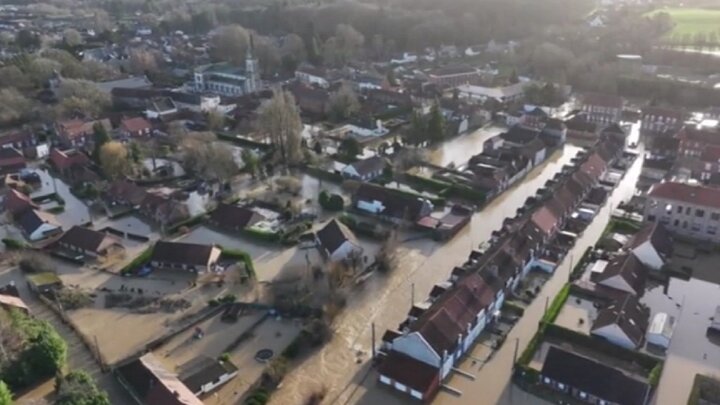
[{"left": 648, "top": 7, "right": 720, "bottom": 42}]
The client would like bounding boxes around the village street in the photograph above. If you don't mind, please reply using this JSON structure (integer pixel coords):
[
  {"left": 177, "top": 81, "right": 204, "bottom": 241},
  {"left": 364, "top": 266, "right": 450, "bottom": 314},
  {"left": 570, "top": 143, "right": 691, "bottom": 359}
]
[{"left": 269, "top": 132, "right": 595, "bottom": 404}]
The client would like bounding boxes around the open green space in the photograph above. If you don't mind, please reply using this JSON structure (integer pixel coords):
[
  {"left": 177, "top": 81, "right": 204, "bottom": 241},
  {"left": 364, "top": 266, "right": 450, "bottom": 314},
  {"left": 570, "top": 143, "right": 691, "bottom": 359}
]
[{"left": 648, "top": 7, "right": 720, "bottom": 42}]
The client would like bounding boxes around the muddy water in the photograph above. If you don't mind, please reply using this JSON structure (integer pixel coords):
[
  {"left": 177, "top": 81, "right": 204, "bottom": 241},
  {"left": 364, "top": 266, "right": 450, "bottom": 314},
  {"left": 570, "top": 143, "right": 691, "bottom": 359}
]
[
  {"left": 269, "top": 144, "right": 591, "bottom": 405},
  {"left": 428, "top": 126, "right": 505, "bottom": 167}
]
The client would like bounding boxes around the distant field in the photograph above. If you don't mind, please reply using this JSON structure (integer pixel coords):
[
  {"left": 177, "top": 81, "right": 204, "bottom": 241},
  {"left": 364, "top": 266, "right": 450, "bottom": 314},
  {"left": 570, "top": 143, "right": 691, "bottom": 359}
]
[{"left": 648, "top": 7, "right": 720, "bottom": 42}]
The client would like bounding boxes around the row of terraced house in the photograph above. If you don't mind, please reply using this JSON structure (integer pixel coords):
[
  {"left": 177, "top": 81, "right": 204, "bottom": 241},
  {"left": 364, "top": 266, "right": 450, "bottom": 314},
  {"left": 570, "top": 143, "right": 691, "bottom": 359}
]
[{"left": 375, "top": 133, "right": 625, "bottom": 402}]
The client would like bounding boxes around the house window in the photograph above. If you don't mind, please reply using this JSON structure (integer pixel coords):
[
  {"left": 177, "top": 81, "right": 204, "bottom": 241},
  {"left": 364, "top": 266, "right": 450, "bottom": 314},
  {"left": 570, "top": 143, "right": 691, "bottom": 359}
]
[
  {"left": 686, "top": 207, "right": 691, "bottom": 215},
  {"left": 696, "top": 209, "right": 705, "bottom": 218},
  {"left": 557, "top": 383, "right": 566, "bottom": 391},
  {"left": 647, "top": 215, "right": 656, "bottom": 222},
  {"left": 579, "top": 392, "right": 587, "bottom": 399},
  {"left": 692, "top": 223, "right": 701, "bottom": 231},
  {"left": 709, "top": 226, "right": 717, "bottom": 235},
  {"left": 677, "top": 205, "right": 683, "bottom": 213},
  {"left": 711, "top": 213, "right": 720, "bottom": 221},
  {"left": 683, "top": 221, "right": 688, "bottom": 229}
]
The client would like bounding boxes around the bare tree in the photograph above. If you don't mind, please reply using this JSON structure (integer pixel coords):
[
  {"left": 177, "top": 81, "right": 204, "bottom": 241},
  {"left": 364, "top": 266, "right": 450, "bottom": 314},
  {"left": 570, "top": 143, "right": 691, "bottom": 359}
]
[
  {"left": 209, "top": 24, "right": 249, "bottom": 65},
  {"left": 179, "top": 132, "right": 239, "bottom": 182},
  {"left": 258, "top": 89, "right": 303, "bottom": 167},
  {"left": 62, "top": 28, "right": 83, "bottom": 47},
  {"left": 0, "top": 88, "right": 33, "bottom": 125},
  {"left": 127, "top": 48, "right": 159, "bottom": 74},
  {"left": 328, "top": 84, "right": 360, "bottom": 122},
  {"left": 55, "top": 79, "right": 110, "bottom": 118}
]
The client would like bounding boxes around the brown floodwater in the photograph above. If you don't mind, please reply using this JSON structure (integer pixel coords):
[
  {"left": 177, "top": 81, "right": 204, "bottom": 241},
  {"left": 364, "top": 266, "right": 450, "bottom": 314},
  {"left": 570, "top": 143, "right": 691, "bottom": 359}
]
[{"left": 268, "top": 140, "right": 588, "bottom": 405}]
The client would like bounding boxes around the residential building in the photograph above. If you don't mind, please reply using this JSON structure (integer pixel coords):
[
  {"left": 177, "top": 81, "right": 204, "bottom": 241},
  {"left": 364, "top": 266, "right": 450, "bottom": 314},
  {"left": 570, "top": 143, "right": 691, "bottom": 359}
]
[
  {"left": 179, "top": 357, "right": 238, "bottom": 397},
  {"left": 208, "top": 203, "right": 265, "bottom": 232},
  {"left": 353, "top": 183, "right": 433, "bottom": 223},
  {"left": 56, "top": 226, "right": 123, "bottom": 257},
  {"left": 456, "top": 82, "right": 525, "bottom": 104},
  {"left": 565, "top": 114, "right": 599, "bottom": 142},
  {"left": 48, "top": 148, "right": 91, "bottom": 179},
  {"left": 427, "top": 65, "right": 480, "bottom": 88},
  {"left": 117, "top": 353, "right": 203, "bottom": 405},
  {"left": 295, "top": 64, "right": 330, "bottom": 88},
  {"left": 0, "top": 283, "right": 29, "bottom": 314},
  {"left": 150, "top": 241, "right": 221, "bottom": 273},
  {"left": 119, "top": 117, "right": 153, "bottom": 138},
  {"left": 55, "top": 118, "right": 112, "bottom": 147},
  {"left": 641, "top": 106, "right": 685, "bottom": 134},
  {"left": 0, "top": 147, "right": 26, "bottom": 174},
  {"left": 341, "top": 156, "right": 387, "bottom": 181},
  {"left": 16, "top": 209, "right": 62, "bottom": 241},
  {"left": 580, "top": 93, "right": 623, "bottom": 124},
  {"left": 540, "top": 345, "right": 652, "bottom": 405},
  {"left": 623, "top": 222, "right": 673, "bottom": 270},
  {"left": 194, "top": 40, "right": 258, "bottom": 97},
  {"left": 590, "top": 254, "right": 647, "bottom": 295},
  {"left": 4, "top": 188, "right": 38, "bottom": 216},
  {"left": 316, "top": 219, "right": 362, "bottom": 262},
  {"left": 287, "top": 82, "right": 330, "bottom": 116},
  {"left": 145, "top": 97, "right": 178, "bottom": 119},
  {"left": 644, "top": 182, "right": 720, "bottom": 242},
  {"left": 0, "top": 131, "right": 37, "bottom": 153},
  {"left": 591, "top": 294, "right": 650, "bottom": 349},
  {"left": 675, "top": 125, "right": 720, "bottom": 157}
]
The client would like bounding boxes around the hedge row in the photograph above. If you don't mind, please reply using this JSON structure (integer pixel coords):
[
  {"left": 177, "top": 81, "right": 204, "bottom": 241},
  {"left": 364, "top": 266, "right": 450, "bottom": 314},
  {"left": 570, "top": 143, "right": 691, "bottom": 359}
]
[
  {"left": 220, "top": 247, "right": 256, "bottom": 280},
  {"left": 304, "top": 166, "right": 344, "bottom": 183},
  {"left": 242, "top": 228, "right": 281, "bottom": 243},
  {"left": 404, "top": 173, "right": 486, "bottom": 204},
  {"left": 541, "top": 283, "right": 570, "bottom": 324},
  {"left": 216, "top": 132, "right": 273, "bottom": 151},
  {"left": 166, "top": 214, "right": 207, "bottom": 235},
  {"left": 517, "top": 283, "right": 570, "bottom": 366},
  {"left": 570, "top": 247, "right": 593, "bottom": 280},
  {"left": 120, "top": 245, "right": 154, "bottom": 275}
]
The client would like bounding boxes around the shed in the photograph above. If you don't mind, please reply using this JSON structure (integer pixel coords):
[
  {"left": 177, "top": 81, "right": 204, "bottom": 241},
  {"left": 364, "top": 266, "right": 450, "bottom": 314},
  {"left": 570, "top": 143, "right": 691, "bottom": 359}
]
[
  {"left": 646, "top": 312, "right": 675, "bottom": 349},
  {"left": 27, "top": 272, "right": 62, "bottom": 293}
]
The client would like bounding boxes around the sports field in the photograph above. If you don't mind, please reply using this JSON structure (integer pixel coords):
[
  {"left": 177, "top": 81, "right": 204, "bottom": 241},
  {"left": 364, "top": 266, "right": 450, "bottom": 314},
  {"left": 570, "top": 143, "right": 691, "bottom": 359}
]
[{"left": 648, "top": 7, "right": 720, "bottom": 41}]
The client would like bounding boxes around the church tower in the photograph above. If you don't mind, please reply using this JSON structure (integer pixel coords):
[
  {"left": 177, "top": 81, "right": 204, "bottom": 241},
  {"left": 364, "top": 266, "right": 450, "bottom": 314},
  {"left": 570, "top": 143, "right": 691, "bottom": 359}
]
[{"left": 245, "top": 35, "right": 259, "bottom": 94}]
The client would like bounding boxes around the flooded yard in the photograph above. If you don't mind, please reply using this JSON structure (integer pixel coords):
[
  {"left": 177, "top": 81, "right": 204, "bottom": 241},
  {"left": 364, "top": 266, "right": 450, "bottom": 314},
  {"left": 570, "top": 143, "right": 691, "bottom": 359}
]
[
  {"left": 428, "top": 125, "right": 505, "bottom": 167},
  {"left": 268, "top": 143, "right": 594, "bottom": 405},
  {"left": 30, "top": 169, "right": 91, "bottom": 227}
]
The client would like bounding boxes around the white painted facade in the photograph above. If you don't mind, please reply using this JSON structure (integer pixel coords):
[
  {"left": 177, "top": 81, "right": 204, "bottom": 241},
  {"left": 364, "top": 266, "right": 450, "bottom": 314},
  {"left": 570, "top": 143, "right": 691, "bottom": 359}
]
[
  {"left": 591, "top": 324, "right": 637, "bottom": 349},
  {"left": 28, "top": 223, "right": 61, "bottom": 241},
  {"left": 192, "top": 370, "right": 239, "bottom": 396},
  {"left": 391, "top": 332, "right": 441, "bottom": 367},
  {"left": 357, "top": 199, "right": 384, "bottom": 215},
  {"left": 630, "top": 241, "right": 664, "bottom": 271},
  {"left": 327, "top": 240, "right": 362, "bottom": 262},
  {"left": 646, "top": 312, "right": 674, "bottom": 349},
  {"left": 295, "top": 71, "right": 329, "bottom": 88}
]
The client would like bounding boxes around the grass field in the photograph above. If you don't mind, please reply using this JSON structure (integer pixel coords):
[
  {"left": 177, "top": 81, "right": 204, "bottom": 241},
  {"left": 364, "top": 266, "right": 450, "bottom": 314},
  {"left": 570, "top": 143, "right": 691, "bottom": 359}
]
[{"left": 648, "top": 7, "right": 720, "bottom": 42}]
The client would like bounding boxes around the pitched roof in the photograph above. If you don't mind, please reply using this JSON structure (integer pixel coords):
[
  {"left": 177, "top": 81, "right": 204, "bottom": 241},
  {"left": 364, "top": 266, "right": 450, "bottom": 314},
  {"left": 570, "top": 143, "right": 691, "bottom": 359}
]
[
  {"left": 151, "top": 242, "right": 219, "bottom": 267},
  {"left": 316, "top": 219, "right": 357, "bottom": 256},
  {"left": 5, "top": 188, "right": 38, "bottom": 216},
  {"left": 0, "top": 147, "right": 25, "bottom": 168},
  {"left": 647, "top": 182, "right": 720, "bottom": 209},
  {"left": 641, "top": 106, "right": 685, "bottom": 121},
  {"left": 592, "top": 294, "right": 650, "bottom": 348},
  {"left": 410, "top": 273, "right": 495, "bottom": 355},
  {"left": 625, "top": 222, "right": 673, "bottom": 259},
  {"left": 49, "top": 148, "right": 90, "bottom": 171},
  {"left": 56, "top": 118, "right": 111, "bottom": 139},
  {"left": 209, "top": 203, "right": 264, "bottom": 230},
  {"left": 179, "top": 357, "right": 237, "bottom": 394},
  {"left": 0, "top": 293, "right": 29, "bottom": 312},
  {"left": 378, "top": 350, "right": 438, "bottom": 394},
  {"left": 541, "top": 345, "right": 651, "bottom": 405},
  {"left": 501, "top": 126, "right": 540, "bottom": 145},
  {"left": 57, "top": 226, "right": 120, "bottom": 254},
  {"left": 16, "top": 209, "right": 60, "bottom": 234},
  {"left": 594, "top": 253, "right": 647, "bottom": 295},
  {"left": 580, "top": 152, "right": 607, "bottom": 180},
  {"left": 354, "top": 183, "right": 427, "bottom": 220},
  {"left": 348, "top": 156, "right": 386, "bottom": 177},
  {"left": 117, "top": 353, "right": 203, "bottom": 405},
  {"left": 121, "top": 117, "right": 152, "bottom": 133},
  {"left": 531, "top": 206, "right": 559, "bottom": 235}
]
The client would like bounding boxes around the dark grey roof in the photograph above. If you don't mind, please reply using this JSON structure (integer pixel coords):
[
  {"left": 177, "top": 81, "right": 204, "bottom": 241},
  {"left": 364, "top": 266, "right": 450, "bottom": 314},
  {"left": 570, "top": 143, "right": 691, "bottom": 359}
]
[
  {"left": 501, "top": 125, "right": 540, "bottom": 145},
  {"left": 625, "top": 222, "right": 673, "bottom": 259},
  {"left": 16, "top": 209, "right": 59, "bottom": 234},
  {"left": 209, "top": 203, "right": 263, "bottom": 230},
  {"left": 179, "top": 357, "right": 237, "bottom": 394},
  {"left": 151, "top": 241, "right": 218, "bottom": 267},
  {"left": 541, "top": 346, "right": 651, "bottom": 405},
  {"left": 593, "top": 253, "right": 647, "bottom": 295},
  {"left": 316, "top": 219, "right": 356, "bottom": 256},
  {"left": 57, "top": 226, "right": 110, "bottom": 252},
  {"left": 592, "top": 294, "right": 650, "bottom": 348},
  {"left": 350, "top": 156, "right": 386, "bottom": 176}
]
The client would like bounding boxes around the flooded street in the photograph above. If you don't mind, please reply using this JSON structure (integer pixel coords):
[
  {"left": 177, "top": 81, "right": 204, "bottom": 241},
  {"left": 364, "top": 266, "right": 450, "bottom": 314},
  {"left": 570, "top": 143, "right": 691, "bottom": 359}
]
[
  {"left": 428, "top": 126, "right": 505, "bottom": 167},
  {"left": 269, "top": 143, "right": 591, "bottom": 405}
]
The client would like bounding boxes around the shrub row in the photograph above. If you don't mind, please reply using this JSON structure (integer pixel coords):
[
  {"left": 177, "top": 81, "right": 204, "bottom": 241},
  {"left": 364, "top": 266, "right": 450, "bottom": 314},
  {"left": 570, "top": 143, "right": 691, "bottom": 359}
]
[
  {"left": 120, "top": 246, "right": 154, "bottom": 275},
  {"left": 220, "top": 247, "right": 256, "bottom": 280},
  {"left": 304, "top": 166, "right": 344, "bottom": 183}
]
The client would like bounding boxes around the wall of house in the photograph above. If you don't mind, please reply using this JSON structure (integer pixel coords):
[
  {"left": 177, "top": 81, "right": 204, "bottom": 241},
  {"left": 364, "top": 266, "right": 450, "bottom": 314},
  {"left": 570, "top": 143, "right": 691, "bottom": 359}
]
[
  {"left": 632, "top": 242, "right": 663, "bottom": 271},
  {"left": 30, "top": 224, "right": 61, "bottom": 241},
  {"left": 644, "top": 197, "right": 720, "bottom": 243},
  {"left": 197, "top": 371, "right": 238, "bottom": 395},
  {"left": 591, "top": 324, "right": 636, "bottom": 349},
  {"left": 598, "top": 276, "right": 635, "bottom": 295},
  {"left": 392, "top": 332, "right": 441, "bottom": 368},
  {"left": 330, "top": 241, "right": 357, "bottom": 262}
]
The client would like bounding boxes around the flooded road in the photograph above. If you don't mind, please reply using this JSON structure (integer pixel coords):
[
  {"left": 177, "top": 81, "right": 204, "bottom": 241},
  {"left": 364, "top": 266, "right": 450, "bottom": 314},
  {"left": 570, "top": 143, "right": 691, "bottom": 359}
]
[
  {"left": 269, "top": 143, "right": 590, "bottom": 405},
  {"left": 428, "top": 126, "right": 505, "bottom": 167}
]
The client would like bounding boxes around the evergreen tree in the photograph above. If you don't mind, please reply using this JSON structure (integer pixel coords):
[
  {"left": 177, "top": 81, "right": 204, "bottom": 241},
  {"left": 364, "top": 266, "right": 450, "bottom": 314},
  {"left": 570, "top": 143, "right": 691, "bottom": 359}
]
[
  {"left": 427, "top": 103, "right": 445, "bottom": 143},
  {"left": 92, "top": 122, "right": 110, "bottom": 162}
]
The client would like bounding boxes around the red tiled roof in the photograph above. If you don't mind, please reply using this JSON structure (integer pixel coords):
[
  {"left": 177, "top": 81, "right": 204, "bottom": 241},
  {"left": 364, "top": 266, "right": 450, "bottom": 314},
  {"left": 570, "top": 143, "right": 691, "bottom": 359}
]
[
  {"left": 532, "top": 206, "right": 559, "bottom": 235},
  {"left": 580, "top": 153, "right": 607, "bottom": 180},
  {"left": 49, "top": 148, "right": 90, "bottom": 171},
  {"left": 700, "top": 145, "right": 720, "bottom": 163},
  {"left": 56, "top": 118, "right": 111, "bottom": 139},
  {"left": 676, "top": 126, "right": 720, "bottom": 146},
  {"left": 121, "top": 117, "right": 152, "bottom": 133},
  {"left": 0, "top": 148, "right": 26, "bottom": 168},
  {"left": 5, "top": 188, "right": 38, "bottom": 216},
  {"left": 648, "top": 182, "right": 720, "bottom": 209}
]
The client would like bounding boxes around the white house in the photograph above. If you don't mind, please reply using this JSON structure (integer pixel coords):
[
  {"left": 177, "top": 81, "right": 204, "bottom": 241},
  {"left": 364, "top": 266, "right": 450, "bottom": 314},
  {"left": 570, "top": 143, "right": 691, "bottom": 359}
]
[
  {"left": 624, "top": 222, "right": 673, "bottom": 271},
  {"left": 590, "top": 254, "right": 647, "bottom": 295},
  {"left": 390, "top": 52, "right": 418, "bottom": 65},
  {"left": 341, "top": 156, "right": 386, "bottom": 181},
  {"left": 456, "top": 82, "right": 526, "bottom": 104},
  {"left": 646, "top": 312, "right": 675, "bottom": 349},
  {"left": 316, "top": 219, "right": 362, "bottom": 262},
  {"left": 295, "top": 64, "right": 330, "bottom": 88},
  {"left": 591, "top": 295, "right": 650, "bottom": 350}
]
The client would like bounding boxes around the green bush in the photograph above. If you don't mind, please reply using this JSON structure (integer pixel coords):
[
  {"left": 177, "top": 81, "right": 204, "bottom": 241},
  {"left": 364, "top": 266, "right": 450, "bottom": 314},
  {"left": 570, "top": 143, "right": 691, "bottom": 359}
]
[
  {"left": 242, "top": 228, "right": 281, "bottom": 243},
  {"left": 221, "top": 248, "right": 256, "bottom": 279},
  {"left": 2, "top": 238, "right": 25, "bottom": 250},
  {"left": 120, "top": 246, "right": 154, "bottom": 275},
  {"left": 319, "top": 191, "right": 344, "bottom": 211},
  {"left": 541, "top": 283, "right": 570, "bottom": 324},
  {"left": 404, "top": 173, "right": 452, "bottom": 193},
  {"left": 0, "top": 380, "right": 11, "bottom": 405},
  {"left": 648, "top": 363, "right": 663, "bottom": 387},
  {"left": 305, "top": 166, "right": 344, "bottom": 183},
  {"left": 166, "top": 214, "right": 206, "bottom": 235},
  {"left": 1, "top": 310, "right": 67, "bottom": 390},
  {"left": 55, "top": 370, "right": 110, "bottom": 405}
]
